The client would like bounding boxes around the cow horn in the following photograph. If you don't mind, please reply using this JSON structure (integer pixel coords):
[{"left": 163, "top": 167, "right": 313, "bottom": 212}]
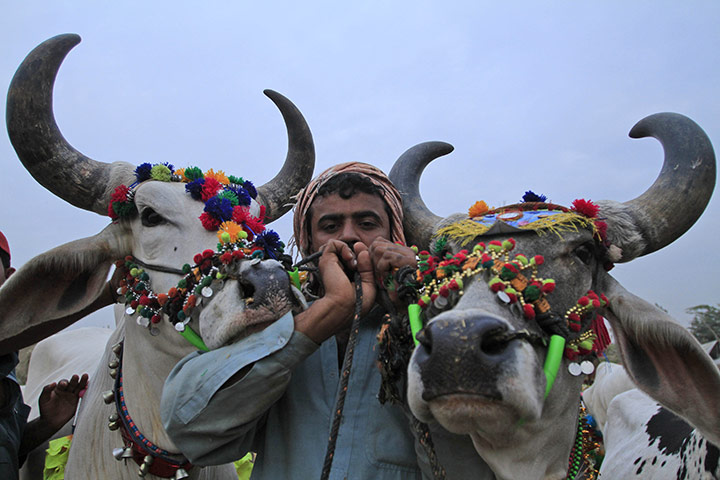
[
  {"left": 618, "top": 113, "right": 715, "bottom": 259},
  {"left": 389, "top": 141, "right": 454, "bottom": 248},
  {"left": 6, "top": 34, "right": 130, "bottom": 216},
  {"left": 256, "top": 90, "right": 315, "bottom": 223}
]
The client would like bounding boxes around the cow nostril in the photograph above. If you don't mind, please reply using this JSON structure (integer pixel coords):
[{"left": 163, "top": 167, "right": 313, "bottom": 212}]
[
  {"left": 416, "top": 327, "right": 432, "bottom": 354},
  {"left": 238, "top": 279, "right": 256, "bottom": 301},
  {"left": 481, "top": 327, "right": 509, "bottom": 355}
]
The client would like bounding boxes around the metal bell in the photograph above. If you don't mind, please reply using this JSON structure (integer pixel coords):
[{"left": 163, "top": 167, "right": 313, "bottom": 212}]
[
  {"left": 102, "top": 390, "right": 116, "bottom": 404},
  {"left": 109, "top": 368, "right": 118, "bottom": 379},
  {"left": 112, "top": 447, "right": 125, "bottom": 460},
  {"left": 108, "top": 359, "right": 119, "bottom": 369},
  {"left": 122, "top": 447, "right": 134, "bottom": 459},
  {"left": 109, "top": 412, "right": 119, "bottom": 423},
  {"left": 112, "top": 342, "right": 123, "bottom": 356},
  {"left": 108, "top": 421, "right": 120, "bottom": 431},
  {"left": 174, "top": 468, "right": 190, "bottom": 480},
  {"left": 138, "top": 455, "right": 154, "bottom": 477}
]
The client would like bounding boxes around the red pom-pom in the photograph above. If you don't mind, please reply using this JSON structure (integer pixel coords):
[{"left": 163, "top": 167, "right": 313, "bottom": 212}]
[
  {"left": 139, "top": 295, "right": 150, "bottom": 306},
  {"left": 569, "top": 312, "right": 581, "bottom": 322},
  {"left": 533, "top": 255, "right": 544, "bottom": 265},
  {"left": 220, "top": 252, "right": 233, "bottom": 264},
  {"left": 244, "top": 215, "right": 266, "bottom": 235},
  {"left": 439, "top": 285, "right": 450, "bottom": 297},
  {"left": 569, "top": 322, "right": 581, "bottom": 332},
  {"left": 490, "top": 282, "right": 506, "bottom": 292},
  {"left": 130, "top": 300, "right": 139, "bottom": 309},
  {"left": 448, "top": 279, "right": 460, "bottom": 290},
  {"left": 523, "top": 304, "right": 535, "bottom": 319},
  {"left": 578, "top": 296, "right": 590, "bottom": 307},
  {"left": 199, "top": 212, "right": 220, "bottom": 231},
  {"left": 571, "top": 199, "right": 600, "bottom": 218},
  {"left": 232, "top": 250, "right": 245, "bottom": 260},
  {"left": 541, "top": 282, "right": 555, "bottom": 294},
  {"left": 202, "top": 249, "right": 214, "bottom": 259},
  {"left": 193, "top": 253, "right": 203, "bottom": 264},
  {"left": 151, "top": 314, "right": 161, "bottom": 324},
  {"left": 232, "top": 206, "right": 250, "bottom": 224},
  {"left": 201, "top": 178, "right": 222, "bottom": 201},
  {"left": 564, "top": 348, "right": 579, "bottom": 361}
]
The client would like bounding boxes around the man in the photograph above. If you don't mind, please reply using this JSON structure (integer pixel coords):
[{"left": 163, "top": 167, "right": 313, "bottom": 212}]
[
  {"left": 0, "top": 231, "right": 88, "bottom": 480},
  {"left": 161, "top": 163, "right": 494, "bottom": 479}
]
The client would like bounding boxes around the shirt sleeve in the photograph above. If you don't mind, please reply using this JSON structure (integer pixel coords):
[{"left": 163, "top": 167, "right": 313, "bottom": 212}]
[{"left": 161, "top": 311, "right": 319, "bottom": 465}]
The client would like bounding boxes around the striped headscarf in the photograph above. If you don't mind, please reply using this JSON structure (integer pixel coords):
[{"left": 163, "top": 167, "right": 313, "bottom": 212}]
[{"left": 292, "top": 162, "right": 405, "bottom": 256}]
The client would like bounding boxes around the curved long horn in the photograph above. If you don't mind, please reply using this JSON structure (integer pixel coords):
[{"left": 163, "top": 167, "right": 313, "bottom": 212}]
[
  {"left": 616, "top": 113, "right": 715, "bottom": 260},
  {"left": 389, "top": 141, "right": 454, "bottom": 248},
  {"left": 6, "top": 34, "right": 128, "bottom": 216},
  {"left": 256, "top": 89, "right": 315, "bottom": 223}
]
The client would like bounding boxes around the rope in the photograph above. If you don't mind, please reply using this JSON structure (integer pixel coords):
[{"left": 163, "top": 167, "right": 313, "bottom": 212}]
[{"left": 319, "top": 273, "right": 363, "bottom": 480}]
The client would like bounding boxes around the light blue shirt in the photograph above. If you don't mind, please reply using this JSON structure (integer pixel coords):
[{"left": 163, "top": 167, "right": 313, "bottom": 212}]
[{"left": 161, "top": 309, "right": 495, "bottom": 480}]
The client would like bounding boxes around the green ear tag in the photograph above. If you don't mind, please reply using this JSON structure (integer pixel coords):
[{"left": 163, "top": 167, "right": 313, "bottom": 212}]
[
  {"left": 543, "top": 334, "right": 565, "bottom": 399},
  {"left": 408, "top": 304, "right": 423, "bottom": 347},
  {"left": 178, "top": 325, "right": 209, "bottom": 352}
]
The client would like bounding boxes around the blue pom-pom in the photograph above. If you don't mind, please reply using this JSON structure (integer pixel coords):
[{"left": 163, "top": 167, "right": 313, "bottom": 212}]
[
  {"left": 135, "top": 163, "right": 153, "bottom": 182},
  {"left": 204, "top": 196, "right": 234, "bottom": 222},
  {"left": 254, "top": 229, "right": 284, "bottom": 257},
  {"left": 229, "top": 185, "right": 252, "bottom": 206},
  {"left": 522, "top": 190, "right": 547, "bottom": 203},
  {"left": 185, "top": 179, "right": 205, "bottom": 200},
  {"left": 243, "top": 180, "right": 257, "bottom": 199}
]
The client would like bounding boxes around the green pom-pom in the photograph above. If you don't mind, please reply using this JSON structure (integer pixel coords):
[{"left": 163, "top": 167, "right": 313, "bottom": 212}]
[
  {"left": 130, "top": 268, "right": 140, "bottom": 277},
  {"left": 523, "top": 284, "right": 541, "bottom": 302},
  {"left": 184, "top": 167, "right": 204, "bottom": 180},
  {"left": 455, "top": 278, "right": 464, "bottom": 290},
  {"left": 216, "top": 272, "right": 226, "bottom": 279},
  {"left": 182, "top": 264, "right": 191, "bottom": 274},
  {"left": 201, "top": 276, "right": 213, "bottom": 287},
  {"left": 177, "top": 278, "right": 187, "bottom": 288},
  {"left": 228, "top": 175, "right": 244, "bottom": 185},
  {"left": 218, "top": 190, "right": 240, "bottom": 206},
  {"left": 221, "top": 232, "right": 231, "bottom": 243},
  {"left": 473, "top": 244, "right": 485, "bottom": 253},
  {"left": 140, "top": 272, "right": 150, "bottom": 281},
  {"left": 502, "top": 239, "right": 514, "bottom": 251},
  {"left": 411, "top": 245, "right": 419, "bottom": 254},
  {"left": 177, "top": 311, "right": 186, "bottom": 320},
  {"left": 239, "top": 230, "right": 248, "bottom": 239},
  {"left": 150, "top": 164, "right": 173, "bottom": 182},
  {"left": 514, "top": 254, "right": 528, "bottom": 266},
  {"left": 195, "top": 285, "right": 203, "bottom": 295}
]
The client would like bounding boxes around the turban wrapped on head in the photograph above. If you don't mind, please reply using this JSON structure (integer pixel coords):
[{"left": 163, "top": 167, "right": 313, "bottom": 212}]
[{"left": 292, "top": 162, "right": 405, "bottom": 256}]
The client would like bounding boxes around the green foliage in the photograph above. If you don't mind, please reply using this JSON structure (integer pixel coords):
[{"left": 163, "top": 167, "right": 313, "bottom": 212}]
[{"left": 687, "top": 304, "right": 720, "bottom": 344}]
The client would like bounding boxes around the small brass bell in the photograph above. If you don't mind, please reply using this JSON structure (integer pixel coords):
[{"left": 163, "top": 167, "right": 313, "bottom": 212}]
[
  {"left": 108, "top": 359, "right": 119, "bottom": 370},
  {"left": 109, "top": 368, "right": 118, "bottom": 379},
  {"left": 108, "top": 420, "right": 120, "bottom": 431},
  {"left": 174, "top": 468, "right": 190, "bottom": 480},
  {"left": 112, "top": 447, "right": 125, "bottom": 460},
  {"left": 138, "top": 455, "right": 154, "bottom": 477},
  {"left": 102, "top": 390, "right": 115, "bottom": 404},
  {"left": 112, "top": 342, "right": 123, "bottom": 356}
]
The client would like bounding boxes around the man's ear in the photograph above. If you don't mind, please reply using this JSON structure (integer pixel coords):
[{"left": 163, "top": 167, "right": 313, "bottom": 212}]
[
  {"left": 0, "top": 223, "right": 129, "bottom": 354},
  {"left": 4, "top": 267, "right": 15, "bottom": 279}
]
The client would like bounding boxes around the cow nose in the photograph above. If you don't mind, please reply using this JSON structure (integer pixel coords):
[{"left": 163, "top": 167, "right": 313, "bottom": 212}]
[{"left": 415, "top": 314, "right": 515, "bottom": 401}]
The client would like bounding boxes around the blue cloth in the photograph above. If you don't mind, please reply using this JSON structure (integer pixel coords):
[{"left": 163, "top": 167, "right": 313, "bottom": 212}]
[
  {"left": 0, "top": 352, "right": 31, "bottom": 480},
  {"left": 162, "top": 310, "right": 495, "bottom": 479}
]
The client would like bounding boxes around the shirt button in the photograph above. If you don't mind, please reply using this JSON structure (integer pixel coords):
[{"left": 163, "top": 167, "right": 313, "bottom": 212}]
[{"left": 277, "top": 336, "right": 287, "bottom": 346}]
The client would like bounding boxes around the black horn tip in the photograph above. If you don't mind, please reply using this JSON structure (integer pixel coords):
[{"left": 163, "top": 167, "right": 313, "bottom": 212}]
[{"left": 628, "top": 112, "right": 691, "bottom": 139}]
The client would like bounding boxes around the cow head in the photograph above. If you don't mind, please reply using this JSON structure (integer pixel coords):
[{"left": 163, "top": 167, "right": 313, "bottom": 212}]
[
  {"left": 0, "top": 34, "right": 314, "bottom": 354},
  {"left": 389, "top": 115, "right": 720, "bottom": 479}
]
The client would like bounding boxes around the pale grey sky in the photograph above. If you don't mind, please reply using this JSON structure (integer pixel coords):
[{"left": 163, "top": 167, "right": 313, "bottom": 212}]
[{"left": 1, "top": 2, "right": 718, "bottom": 329}]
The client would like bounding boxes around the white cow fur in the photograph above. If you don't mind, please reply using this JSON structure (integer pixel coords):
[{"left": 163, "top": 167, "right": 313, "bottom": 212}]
[
  {"left": 19, "top": 327, "right": 112, "bottom": 480},
  {"left": 584, "top": 363, "right": 720, "bottom": 479}
]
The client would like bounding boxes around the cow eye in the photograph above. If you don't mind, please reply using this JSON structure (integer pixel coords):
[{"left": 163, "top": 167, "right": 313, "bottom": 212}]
[
  {"left": 141, "top": 208, "right": 165, "bottom": 227},
  {"left": 574, "top": 242, "right": 595, "bottom": 265}
]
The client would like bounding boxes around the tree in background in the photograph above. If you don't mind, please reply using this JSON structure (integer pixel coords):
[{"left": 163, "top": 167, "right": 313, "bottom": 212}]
[{"left": 687, "top": 304, "right": 720, "bottom": 344}]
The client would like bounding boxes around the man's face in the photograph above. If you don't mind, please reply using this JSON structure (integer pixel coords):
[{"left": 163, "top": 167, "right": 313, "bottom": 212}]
[
  {"left": 308, "top": 192, "right": 391, "bottom": 254},
  {"left": 0, "top": 264, "right": 13, "bottom": 288}
]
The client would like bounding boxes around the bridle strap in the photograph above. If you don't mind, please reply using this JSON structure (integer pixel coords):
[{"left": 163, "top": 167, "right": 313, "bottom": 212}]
[{"left": 130, "top": 257, "right": 186, "bottom": 276}]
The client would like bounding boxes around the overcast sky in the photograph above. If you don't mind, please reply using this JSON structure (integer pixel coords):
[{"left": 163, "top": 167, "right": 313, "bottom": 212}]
[{"left": 1, "top": 2, "right": 718, "bottom": 330}]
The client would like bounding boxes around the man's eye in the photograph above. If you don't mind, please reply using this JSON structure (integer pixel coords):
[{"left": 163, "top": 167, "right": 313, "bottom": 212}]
[
  {"left": 321, "top": 223, "right": 338, "bottom": 232},
  {"left": 360, "top": 221, "right": 379, "bottom": 229},
  {"left": 141, "top": 208, "right": 165, "bottom": 227}
]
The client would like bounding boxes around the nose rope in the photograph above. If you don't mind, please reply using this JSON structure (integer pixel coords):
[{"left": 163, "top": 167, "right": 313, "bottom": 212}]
[{"left": 130, "top": 257, "right": 187, "bottom": 276}]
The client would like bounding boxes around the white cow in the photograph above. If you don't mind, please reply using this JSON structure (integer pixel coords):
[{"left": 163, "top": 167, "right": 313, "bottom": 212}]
[
  {"left": 584, "top": 362, "right": 720, "bottom": 479},
  {"left": 20, "top": 327, "right": 112, "bottom": 480},
  {"left": 0, "top": 34, "right": 314, "bottom": 479},
  {"left": 387, "top": 113, "right": 719, "bottom": 480}
]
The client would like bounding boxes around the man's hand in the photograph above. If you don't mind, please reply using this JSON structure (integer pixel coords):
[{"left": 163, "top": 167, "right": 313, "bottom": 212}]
[
  {"left": 368, "top": 238, "right": 417, "bottom": 307},
  {"left": 20, "top": 373, "right": 89, "bottom": 457},
  {"left": 294, "top": 240, "right": 376, "bottom": 344},
  {"left": 38, "top": 373, "right": 89, "bottom": 431}
]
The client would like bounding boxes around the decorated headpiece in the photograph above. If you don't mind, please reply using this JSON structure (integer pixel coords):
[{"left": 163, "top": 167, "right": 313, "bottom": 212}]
[{"left": 109, "top": 163, "right": 289, "bottom": 347}]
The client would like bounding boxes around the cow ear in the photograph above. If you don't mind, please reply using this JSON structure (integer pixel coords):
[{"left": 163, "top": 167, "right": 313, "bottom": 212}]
[
  {"left": 0, "top": 223, "right": 128, "bottom": 354},
  {"left": 601, "top": 275, "right": 720, "bottom": 446}
]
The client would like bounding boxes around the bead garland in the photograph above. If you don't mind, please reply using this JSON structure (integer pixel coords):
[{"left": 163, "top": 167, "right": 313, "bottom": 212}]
[{"left": 411, "top": 237, "right": 610, "bottom": 361}]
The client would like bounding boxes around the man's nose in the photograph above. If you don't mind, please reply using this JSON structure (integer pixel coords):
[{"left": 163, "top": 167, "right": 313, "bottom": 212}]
[{"left": 339, "top": 223, "right": 361, "bottom": 245}]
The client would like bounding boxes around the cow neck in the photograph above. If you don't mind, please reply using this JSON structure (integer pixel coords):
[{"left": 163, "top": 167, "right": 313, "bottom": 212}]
[{"left": 107, "top": 340, "right": 194, "bottom": 478}]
